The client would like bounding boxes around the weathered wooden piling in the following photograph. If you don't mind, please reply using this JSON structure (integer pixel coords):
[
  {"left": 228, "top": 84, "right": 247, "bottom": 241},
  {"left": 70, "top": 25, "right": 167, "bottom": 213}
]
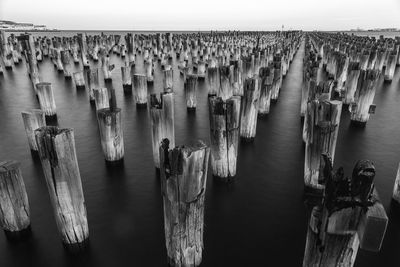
[
  {"left": 184, "top": 74, "right": 198, "bottom": 110},
  {"left": 145, "top": 58, "right": 154, "bottom": 82},
  {"left": 100, "top": 50, "right": 114, "bottom": 82},
  {"left": 163, "top": 68, "right": 174, "bottom": 92},
  {"left": 344, "top": 62, "right": 361, "bottom": 105},
  {"left": 121, "top": 65, "right": 132, "bottom": 93},
  {"left": 149, "top": 93, "right": 175, "bottom": 169},
  {"left": 93, "top": 87, "right": 110, "bottom": 111},
  {"left": 73, "top": 71, "right": 86, "bottom": 90},
  {"left": 61, "top": 50, "right": 72, "bottom": 78},
  {"left": 350, "top": 70, "right": 380, "bottom": 125},
  {"left": 97, "top": 89, "right": 124, "bottom": 162},
  {"left": 384, "top": 51, "right": 397, "bottom": 82},
  {"left": 35, "top": 126, "right": 89, "bottom": 245},
  {"left": 271, "top": 59, "right": 282, "bottom": 101},
  {"left": 0, "top": 161, "right": 30, "bottom": 233},
  {"left": 21, "top": 109, "right": 46, "bottom": 152},
  {"left": 133, "top": 74, "right": 148, "bottom": 107},
  {"left": 258, "top": 66, "right": 274, "bottom": 115},
  {"left": 231, "top": 60, "right": 243, "bottom": 96},
  {"left": 304, "top": 100, "right": 342, "bottom": 190},
  {"left": 159, "top": 139, "right": 210, "bottom": 267},
  {"left": 36, "top": 82, "right": 57, "bottom": 118},
  {"left": 208, "top": 96, "right": 241, "bottom": 180},
  {"left": 303, "top": 156, "right": 388, "bottom": 267},
  {"left": 393, "top": 162, "right": 400, "bottom": 204},
  {"left": 84, "top": 68, "right": 100, "bottom": 103},
  {"left": 78, "top": 33, "right": 90, "bottom": 68},
  {"left": 125, "top": 33, "right": 135, "bottom": 64},
  {"left": 219, "top": 66, "right": 233, "bottom": 100},
  {"left": 240, "top": 78, "right": 260, "bottom": 140},
  {"left": 207, "top": 67, "right": 219, "bottom": 96}
]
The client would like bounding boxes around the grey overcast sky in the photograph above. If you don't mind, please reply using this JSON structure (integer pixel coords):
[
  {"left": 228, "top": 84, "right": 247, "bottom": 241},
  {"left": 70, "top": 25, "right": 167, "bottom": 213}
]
[{"left": 1, "top": 0, "right": 400, "bottom": 31}]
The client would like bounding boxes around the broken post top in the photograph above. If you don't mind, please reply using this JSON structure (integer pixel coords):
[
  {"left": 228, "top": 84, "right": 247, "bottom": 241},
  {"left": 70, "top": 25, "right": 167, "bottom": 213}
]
[{"left": 149, "top": 92, "right": 172, "bottom": 109}]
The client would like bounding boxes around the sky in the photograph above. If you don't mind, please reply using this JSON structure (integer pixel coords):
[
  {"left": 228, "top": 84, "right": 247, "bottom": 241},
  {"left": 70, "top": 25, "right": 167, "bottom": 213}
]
[{"left": 1, "top": 0, "right": 400, "bottom": 31}]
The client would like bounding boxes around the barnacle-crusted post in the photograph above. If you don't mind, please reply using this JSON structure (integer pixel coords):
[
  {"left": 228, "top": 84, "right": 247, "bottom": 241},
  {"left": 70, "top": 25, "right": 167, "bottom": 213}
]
[
  {"left": 21, "top": 109, "right": 46, "bottom": 152},
  {"left": 159, "top": 139, "right": 210, "bottom": 267},
  {"left": 240, "top": 77, "right": 260, "bottom": 141},
  {"left": 184, "top": 74, "right": 198, "bottom": 110},
  {"left": 149, "top": 92, "right": 175, "bottom": 169},
  {"left": 133, "top": 74, "right": 148, "bottom": 107},
  {"left": 36, "top": 82, "right": 57, "bottom": 119},
  {"left": 0, "top": 161, "right": 30, "bottom": 234},
  {"left": 208, "top": 96, "right": 241, "bottom": 180},
  {"left": 97, "top": 89, "right": 124, "bottom": 162},
  {"left": 350, "top": 70, "right": 380, "bottom": 125},
  {"left": 258, "top": 66, "right": 274, "bottom": 115},
  {"left": 303, "top": 156, "right": 388, "bottom": 267},
  {"left": 304, "top": 100, "right": 342, "bottom": 190},
  {"left": 35, "top": 126, "right": 89, "bottom": 245}
]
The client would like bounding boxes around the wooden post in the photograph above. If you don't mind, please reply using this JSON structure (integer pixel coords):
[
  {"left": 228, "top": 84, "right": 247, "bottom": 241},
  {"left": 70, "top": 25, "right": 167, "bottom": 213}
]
[
  {"left": 303, "top": 156, "right": 388, "bottom": 266},
  {"left": 384, "top": 51, "right": 397, "bottom": 82},
  {"left": 207, "top": 67, "right": 219, "bottom": 96},
  {"left": 93, "top": 87, "right": 110, "bottom": 111},
  {"left": 21, "top": 109, "right": 46, "bottom": 152},
  {"left": 149, "top": 92, "right": 175, "bottom": 169},
  {"left": 163, "top": 68, "right": 174, "bottom": 92},
  {"left": 0, "top": 31, "right": 13, "bottom": 70},
  {"left": 100, "top": 49, "right": 114, "bottom": 82},
  {"left": 78, "top": 33, "right": 90, "bottom": 68},
  {"left": 35, "top": 126, "right": 89, "bottom": 245},
  {"left": 73, "top": 71, "right": 86, "bottom": 90},
  {"left": 36, "top": 82, "right": 57, "bottom": 119},
  {"left": 184, "top": 74, "right": 198, "bottom": 110},
  {"left": 0, "top": 161, "right": 30, "bottom": 233},
  {"left": 61, "top": 50, "right": 72, "bottom": 78},
  {"left": 344, "top": 62, "right": 361, "bottom": 105},
  {"left": 84, "top": 68, "right": 100, "bottom": 103},
  {"left": 304, "top": 100, "right": 342, "bottom": 190},
  {"left": 133, "top": 74, "right": 148, "bottom": 107},
  {"left": 392, "top": 162, "right": 400, "bottom": 204},
  {"left": 121, "top": 65, "right": 132, "bottom": 94},
  {"left": 271, "top": 59, "right": 282, "bottom": 101},
  {"left": 350, "top": 70, "right": 380, "bottom": 125},
  {"left": 159, "top": 139, "right": 210, "bottom": 267},
  {"left": 240, "top": 77, "right": 260, "bottom": 141},
  {"left": 218, "top": 66, "right": 233, "bottom": 100},
  {"left": 231, "top": 60, "right": 243, "bottom": 96},
  {"left": 145, "top": 58, "right": 154, "bottom": 83},
  {"left": 208, "top": 96, "right": 241, "bottom": 180},
  {"left": 258, "top": 66, "right": 274, "bottom": 115},
  {"left": 125, "top": 33, "right": 135, "bottom": 64},
  {"left": 97, "top": 89, "right": 124, "bottom": 162}
]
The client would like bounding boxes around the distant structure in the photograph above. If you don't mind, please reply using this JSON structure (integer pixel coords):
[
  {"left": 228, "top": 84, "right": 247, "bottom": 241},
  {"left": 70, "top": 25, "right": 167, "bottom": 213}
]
[{"left": 0, "top": 20, "right": 54, "bottom": 31}]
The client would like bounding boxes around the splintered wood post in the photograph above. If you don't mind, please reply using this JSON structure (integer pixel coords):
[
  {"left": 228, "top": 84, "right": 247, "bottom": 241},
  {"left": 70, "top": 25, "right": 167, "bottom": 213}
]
[
  {"left": 61, "top": 50, "right": 72, "bottom": 78},
  {"left": 145, "top": 58, "right": 154, "bottom": 83},
  {"left": 73, "top": 71, "right": 86, "bottom": 90},
  {"left": 93, "top": 87, "right": 110, "bottom": 111},
  {"left": 0, "top": 161, "right": 30, "bottom": 234},
  {"left": 21, "top": 109, "right": 46, "bottom": 152},
  {"left": 34, "top": 126, "right": 89, "bottom": 245},
  {"left": 36, "top": 82, "right": 57, "bottom": 119},
  {"left": 392, "top": 162, "right": 400, "bottom": 204},
  {"left": 133, "top": 74, "right": 148, "bottom": 107},
  {"left": 97, "top": 90, "right": 124, "bottom": 162},
  {"left": 163, "top": 68, "right": 174, "bottom": 92},
  {"left": 344, "top": 62, "right": 361, "bottom": 105},
  {"left": 218, "top": 66, "right": 233, "bottom": 100},
  {"left": 240, "top": 77, "right": 260, "bottom": 141},
  {"left": 125, "top": 33, "right": 135, "bottom": 64},
  {"left": 304, "top": 100, "right": 342, "bottom": 190},
  {"left": 84, "top": 68, "right": 100, "bottom": 103},
  {"left": 149, "top": 92, "right": 175, "bottom": 169},
  {"left": 159, "top": 139, "right": 210, "bottom": 267},
  {"left": 78, "top": 33, "right": 90, "bottom": 68},
  {"left": 350, "top": 70, "right": 380, "bottom": 125},
  {"left": 208, "top": 96, "right": 241, "bottom": 180},
  {"left": 184, "top": 74, "right": 198, "bottom": 110},
  {"left": 207, "top": 67, "right": 219, "bottom": 96},
  {"left": 121, "top": 65, "right": 132, "bottom": 94},
  {"left": 100, "top": 50, "right": 114, "bottom": 82},
  {"left": 303, "top": 157, "right": 388, "bottom": 267},
  {"left": 258, "top": 66, "right": 274, "bottom": 115}
]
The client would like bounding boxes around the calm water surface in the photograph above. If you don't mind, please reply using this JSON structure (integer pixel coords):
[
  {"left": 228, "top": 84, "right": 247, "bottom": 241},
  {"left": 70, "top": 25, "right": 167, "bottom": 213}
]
[{"left": 0, "top": 32, "right": 400, "bottom": 266}]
